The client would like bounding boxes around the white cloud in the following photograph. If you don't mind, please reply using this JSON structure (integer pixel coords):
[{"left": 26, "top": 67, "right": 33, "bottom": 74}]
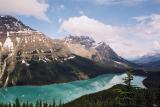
[
  {"left": 133, "top": 14, "right": 160, "bottom": 38},
  {"left": 153, "top": 41, "right": 160, "bottom": 49},
  {"left": 0, "top": 0, "right": 49, "bottom": 21},
  {"left": 119, "top": 14, "right": 160, "bottom": 56},
  {"left": 59, "top": 15, "right": 160, "bottom": 58},
  {"left": 59, "top": 15, "right": 143, "bottom": 58},
  {"left": 60, "top": 15, "right": 121, "bottom": 43}
]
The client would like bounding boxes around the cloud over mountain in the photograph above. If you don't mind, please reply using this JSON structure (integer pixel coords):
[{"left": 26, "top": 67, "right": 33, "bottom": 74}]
[
  {"left": 0, "top": 0, "right": 49, "bottom": 21},
  {"left": 60, "top": 14, "right": 160, "bottom": 58},
  {"left": 60, "top": 15, "right": 121, "bottom": 43}
]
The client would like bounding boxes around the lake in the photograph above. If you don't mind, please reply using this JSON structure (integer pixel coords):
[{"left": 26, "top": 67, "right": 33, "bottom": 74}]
[{"left": 0, "top": 73, "right": 146, "bottom": 104}]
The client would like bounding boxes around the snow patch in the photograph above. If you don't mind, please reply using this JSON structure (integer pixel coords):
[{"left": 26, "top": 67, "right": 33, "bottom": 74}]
[
  {"left": 7, "top": 32, "right": 9, "bottom": 37},
  {"left": 3, "top": 37, "right": 13, "bottom": 49},
  {"left": 44, "top": 58, "right": 50, "bottom": 61},
  {"left": 22, "top": 60, "right": 26, "bottom": 64},
  {"left": 22, "top": 60, "right": 30, "bottom": 66},
  {"left": 64, "top": 56, "right": 75, "bottom": 61},
  {"left": 67, "top": 56, "right": 75, "bottom": 59},
  {"left": 16, "top": 37, "right": 20, "bottom": 43}
]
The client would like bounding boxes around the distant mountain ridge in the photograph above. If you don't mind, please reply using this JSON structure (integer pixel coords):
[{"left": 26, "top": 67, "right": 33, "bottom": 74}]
[
  {"left": 133, "top": 53, "right": 160, "bottom": 68},
  {"left": 134, "top": 53, "right": 160, "bottom": 64}
]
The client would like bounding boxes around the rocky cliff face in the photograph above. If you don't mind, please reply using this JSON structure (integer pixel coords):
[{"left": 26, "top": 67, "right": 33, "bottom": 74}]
[
  {"left": 0, "top": 15, "right": 33, "bottom": 32},
  {"left": 64, "top": 35, "right": 100, "bottom": 61},
  {"left": 0, "top": 16, "right": 131, "bottom": 87},
  {"left": 65, "top": 35, "right": 134, "bottom": 68},
  {"left": 0, "top": 16, "right": 74, "bottom": 87},
  {"left": 65, "top": 35, "right": 96, "bottom": 48}
]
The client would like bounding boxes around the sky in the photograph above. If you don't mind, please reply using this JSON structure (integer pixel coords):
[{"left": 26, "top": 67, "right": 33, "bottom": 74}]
[{"left": 0, "top": 0, "right": 160, "bottom": 59}]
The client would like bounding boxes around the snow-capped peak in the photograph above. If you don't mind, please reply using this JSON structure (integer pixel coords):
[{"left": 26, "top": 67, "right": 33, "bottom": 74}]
[
  {"left": 65, "top": 35, "right": 96, "bottom": 48},
  {"left": 0, "top": 15, "right": 34, "bottom": 32}
]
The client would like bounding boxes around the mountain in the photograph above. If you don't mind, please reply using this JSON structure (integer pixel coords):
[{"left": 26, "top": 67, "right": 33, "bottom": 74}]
[
  {"left": 0, "top": 16, "right": 130, "bottom": 87},
  {"left": 65, "top": 35, "right": 96, "bottom": 49},
  {"left": 133, "top": 53, "right": 160, "bottom": 68},
  {"left": 0, "top": 16, "right": 76, "bottom": 87},
  {"left": 64, "top": 35, "right": 101, "bottom": 61},
  {"left": 133, "top": 53, "right": 160, "bottom": 64},
  {"left": 143, "top": 60, "right": 160, "bottom": 67},
  {"left": 0, "top": 15, "right": 34, "bottom": 48},
  {"left": 65, "top": 35, "right": 137, "bottom": 68},
  {"left": 0, "top": 15, "right": 33, "bottom": 32}
]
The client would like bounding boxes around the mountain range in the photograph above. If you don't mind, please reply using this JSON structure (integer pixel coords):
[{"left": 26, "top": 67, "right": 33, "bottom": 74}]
[
  {"left": 133, "top": 53, "right": 160, "bottom": 68},
  {"left": 0, "top": 15, "right": 142, "bottom": 87}
]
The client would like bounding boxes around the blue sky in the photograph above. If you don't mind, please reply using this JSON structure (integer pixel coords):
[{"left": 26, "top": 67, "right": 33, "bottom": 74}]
[
  {"left": 17, "top": 0, "right": 160, "bottom": 36},
  {"left": 0, "top": 0, "right": 160, "bottom": 59}
]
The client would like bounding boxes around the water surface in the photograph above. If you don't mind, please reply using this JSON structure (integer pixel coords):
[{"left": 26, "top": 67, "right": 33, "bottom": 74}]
[{"left": 0, "top": 73, "right": 145, "bottom": 104}]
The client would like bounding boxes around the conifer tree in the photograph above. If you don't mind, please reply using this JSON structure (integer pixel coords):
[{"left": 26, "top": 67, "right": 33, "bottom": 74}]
[
  {"left": 52, "top": 99, "right": 56, "bottom": 107},
  {"left": 22, "top": 103, "right": 26, "bottom": 107},
  {"left": 39, "top": 100, "right": 42, "bottom": 107},
  {"left": 36, "top": 100, "right": 39, "bottom": 107},
  {"left": 123, "top": 69, "right": 134, "bottom": 90},
  {"left": 8, "top": 103, "right": 11, "bottom": 107},
  {"left": 15, "top": 98, "right": 20, "bottom": 107},
  {"left": 157, "top": 87, "right": 160, "bottom": 107}
]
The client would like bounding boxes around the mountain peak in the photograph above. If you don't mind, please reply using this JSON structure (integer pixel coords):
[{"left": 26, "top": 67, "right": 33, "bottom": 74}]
[
  {"left": 65, "top": 35, "right": 96, "bottom": 48},
  {"left": 95, "top": 41, "right": 120, "bottom": 61},
  {"left": 133, "top": 52, "right": 160, "bottom": 64},
  {"left": 0, "top": 15, "right": 34, "bottom": 32},
  {"left": 96, "top": 41, "right": 109, "bottom": 47},
  {"left": 0, "top": 15, "right": 14, "bottom": 18}
]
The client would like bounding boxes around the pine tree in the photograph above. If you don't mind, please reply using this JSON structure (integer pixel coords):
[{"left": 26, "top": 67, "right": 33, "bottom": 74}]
[
  {"left": 52, "top": 99, "right": 56, "bottom": 107},
  {"left": 22, "top": 103, "right": 26, "bottom": 107},
  {"left": 36, "top": 100, "right": 39, "bottom": 107},
  {"left": 39, "top": 100, "right": 42, "bottom": 107},
  {"left": 15, "top": 98, "right": 20, "bottom": 107},
  {"left": 157, "top": 87, "right": 160, "bottom": 107},
  {"left": 116, "top": 69, "right": 135, "bottom": 106},
  {"left": 29, "top": 103, "right": 33, "bottom": 107},
  {"left": 43, "top": 102, "right": 48, "bottom": 107},
  {"left": 13, "top": 103, "right": 16, "bottom": 107},
  {"left": 123, "top": 69, "right": 134, "bottom": 90},
  {"left": 8, "top": 103, "right": 11, "bottom": 107},
  {"left": 26, "top": 101, "right": 29, "bottom": 107}
]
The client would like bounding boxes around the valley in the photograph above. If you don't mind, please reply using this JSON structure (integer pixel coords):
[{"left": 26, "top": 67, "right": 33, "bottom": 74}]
[
  {"left": 0, "top": 16, "right": 141, "bottom": 87},
  {"left": 0, "top": 15, "right": 160, "bottom": 107}
]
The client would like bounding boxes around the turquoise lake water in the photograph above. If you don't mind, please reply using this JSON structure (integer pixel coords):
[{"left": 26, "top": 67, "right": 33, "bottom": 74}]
[{"left": 0, "top": 73, "right": 146, "bottom": 104}]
